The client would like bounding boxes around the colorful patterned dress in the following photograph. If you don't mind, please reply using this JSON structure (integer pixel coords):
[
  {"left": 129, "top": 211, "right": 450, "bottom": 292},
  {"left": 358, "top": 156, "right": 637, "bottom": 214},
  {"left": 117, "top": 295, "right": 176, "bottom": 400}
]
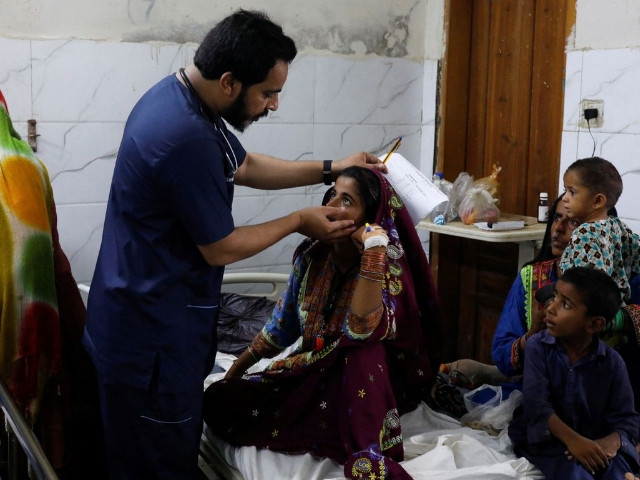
[
  {"left": 204, "top": 170, "right": 442, "bottom": 480},
  {"left": 560, "top": 216, "right": 640, "bottom": 302}
]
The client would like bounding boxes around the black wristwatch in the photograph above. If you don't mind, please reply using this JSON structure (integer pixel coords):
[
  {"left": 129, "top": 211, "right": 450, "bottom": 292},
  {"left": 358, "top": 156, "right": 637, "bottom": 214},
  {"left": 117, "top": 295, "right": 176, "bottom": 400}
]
[{"left": 323, "top": 160, "right": 333, "bottom": 185}]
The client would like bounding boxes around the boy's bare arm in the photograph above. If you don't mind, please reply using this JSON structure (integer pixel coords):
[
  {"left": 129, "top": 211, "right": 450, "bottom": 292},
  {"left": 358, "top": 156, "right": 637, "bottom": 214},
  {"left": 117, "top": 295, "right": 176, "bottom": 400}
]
[
  {"left": 594, "top": 432, "right": 622, "bottom": 458},
  {"left": 565, "top": 432, "right": 622, "bottom": 463},
  {"left": 548, "top": 413, "right": 610, "bottom": 473}
]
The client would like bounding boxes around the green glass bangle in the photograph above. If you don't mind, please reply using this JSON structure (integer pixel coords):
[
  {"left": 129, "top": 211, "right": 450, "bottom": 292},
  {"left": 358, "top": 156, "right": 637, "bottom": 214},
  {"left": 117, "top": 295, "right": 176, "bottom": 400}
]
[{"left": 614, "top": 309, "right": 625, "bottom": 332}]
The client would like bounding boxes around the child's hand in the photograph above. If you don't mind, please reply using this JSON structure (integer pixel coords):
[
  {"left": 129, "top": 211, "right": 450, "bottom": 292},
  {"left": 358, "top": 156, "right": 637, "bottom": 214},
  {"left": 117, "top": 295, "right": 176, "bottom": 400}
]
[
  {"left": 530, "top": 298, "right": 547, "bottom": 334},
  {"left": 594, "top": 433, "right": 621, "bottom": 459},
  {"left": 564, "top": 437, "right": 610, "bottom": 474}
]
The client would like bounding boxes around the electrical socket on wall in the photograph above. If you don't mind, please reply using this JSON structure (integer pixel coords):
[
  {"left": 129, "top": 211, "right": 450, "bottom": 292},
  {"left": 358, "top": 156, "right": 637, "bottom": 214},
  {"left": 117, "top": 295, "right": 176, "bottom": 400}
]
[{"left": 579, "top": 99, "right": 604, "bottom": 128}]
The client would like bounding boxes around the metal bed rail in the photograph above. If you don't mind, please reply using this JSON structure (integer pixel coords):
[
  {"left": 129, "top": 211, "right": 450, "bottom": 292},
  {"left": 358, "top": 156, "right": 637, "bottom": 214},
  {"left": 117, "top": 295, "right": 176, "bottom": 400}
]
[
  {"left": 221, "top": 272, "right": 289, "bottom": 299},
  {"left": 0, "top": 378, "right": 58, "bottom": 480}
]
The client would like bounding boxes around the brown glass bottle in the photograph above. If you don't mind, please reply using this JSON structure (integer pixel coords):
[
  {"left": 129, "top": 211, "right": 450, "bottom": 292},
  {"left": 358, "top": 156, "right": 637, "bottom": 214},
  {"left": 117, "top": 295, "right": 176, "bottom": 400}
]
[{"left": 537, "top": 192, "right": 549, "bottom": 223}]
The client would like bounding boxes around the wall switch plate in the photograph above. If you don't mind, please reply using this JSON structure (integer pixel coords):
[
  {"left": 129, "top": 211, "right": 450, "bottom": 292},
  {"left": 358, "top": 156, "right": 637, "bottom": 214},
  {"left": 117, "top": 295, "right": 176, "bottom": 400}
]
[{"left": 579, "top": 99, "right": 604, "bottom": 128}]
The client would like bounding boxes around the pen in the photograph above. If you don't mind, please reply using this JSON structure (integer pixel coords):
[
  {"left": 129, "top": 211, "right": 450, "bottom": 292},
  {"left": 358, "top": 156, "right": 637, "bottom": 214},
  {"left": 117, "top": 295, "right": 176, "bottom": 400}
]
[{"left": 382, "top": 137, "right": 402, "bottom": 164}]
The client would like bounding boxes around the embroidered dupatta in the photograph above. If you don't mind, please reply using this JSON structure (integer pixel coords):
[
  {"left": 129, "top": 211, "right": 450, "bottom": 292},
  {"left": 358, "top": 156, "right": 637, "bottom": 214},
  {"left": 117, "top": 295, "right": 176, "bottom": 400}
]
[{"left": 521, "top": 258, "right": 556, "bottom": 330}]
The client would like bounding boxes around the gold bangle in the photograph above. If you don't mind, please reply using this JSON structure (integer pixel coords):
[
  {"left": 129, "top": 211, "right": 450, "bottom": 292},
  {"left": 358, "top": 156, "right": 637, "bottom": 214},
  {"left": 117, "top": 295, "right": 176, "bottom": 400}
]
[
  {"left": 360, "top": 268, "right": 384, "bottom": 275},
  {"left": 360, "top": 268, "right": 384, "bottom": 278},
  {"left": 360, "top": 273, "right": 383, "bottom": 282}
]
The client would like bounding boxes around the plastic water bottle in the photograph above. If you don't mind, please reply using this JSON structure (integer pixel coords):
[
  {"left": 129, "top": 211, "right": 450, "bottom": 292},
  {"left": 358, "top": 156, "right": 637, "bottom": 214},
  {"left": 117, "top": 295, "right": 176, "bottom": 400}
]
[{"left": 429, "top": 172, "right": 450, "bottom": 223}]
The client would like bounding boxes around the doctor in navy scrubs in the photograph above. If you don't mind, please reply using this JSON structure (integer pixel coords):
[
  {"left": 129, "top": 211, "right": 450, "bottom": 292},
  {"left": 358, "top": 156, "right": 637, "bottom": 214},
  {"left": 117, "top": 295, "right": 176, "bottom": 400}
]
[{"left": 83, "top": 9, "right": 385, "bottom": 480}]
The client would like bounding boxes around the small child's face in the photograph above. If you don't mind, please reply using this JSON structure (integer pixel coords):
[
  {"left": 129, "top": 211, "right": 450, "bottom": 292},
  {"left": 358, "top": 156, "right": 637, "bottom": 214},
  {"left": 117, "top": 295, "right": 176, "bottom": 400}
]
[
  {"left": 562, "top": 170, "right": 598, "bottom": 220},
  {"left": 544, "top": 279, "right": 592, "bottom": 339}
]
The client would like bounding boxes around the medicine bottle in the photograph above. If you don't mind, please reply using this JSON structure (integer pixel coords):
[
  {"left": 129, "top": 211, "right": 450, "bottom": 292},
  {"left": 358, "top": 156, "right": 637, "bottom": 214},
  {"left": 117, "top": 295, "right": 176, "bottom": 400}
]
[{"left": 537, "top": 192, "right": 549, "bottom": 223}]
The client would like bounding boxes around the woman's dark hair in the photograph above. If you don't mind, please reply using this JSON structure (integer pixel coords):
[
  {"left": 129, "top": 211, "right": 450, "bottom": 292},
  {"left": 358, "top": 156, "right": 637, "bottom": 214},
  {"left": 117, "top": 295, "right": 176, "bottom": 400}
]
[
  {"left": 527, "top": 193, "right": 564, "bottom": 265},
  {"left": 194, "top": 10, "right": 297, "bottom": 86},
  {"left": 322, "top": 167, "right": 381, "bottom": 222},
  {"left": 565, "top": 157, "right": 623, "bottom": 209},
  {"left": 560, "top": 267, "right": 622, "bottom": 324}
]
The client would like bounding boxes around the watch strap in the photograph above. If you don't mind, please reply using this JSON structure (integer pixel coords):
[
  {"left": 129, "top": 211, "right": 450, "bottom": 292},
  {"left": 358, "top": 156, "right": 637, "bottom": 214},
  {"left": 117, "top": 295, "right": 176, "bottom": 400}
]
[{"left": 323, "top": 160, "right": 332, "bottom": 185}]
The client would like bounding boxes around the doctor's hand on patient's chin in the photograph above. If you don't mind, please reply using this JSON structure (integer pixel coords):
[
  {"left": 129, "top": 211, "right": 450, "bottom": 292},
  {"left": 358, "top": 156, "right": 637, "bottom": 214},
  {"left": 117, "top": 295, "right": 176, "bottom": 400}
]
[
  {"left": 296, "top": 206, "right": 357, "bottom": 241},
  {"left": 334, "top": 152, "right": 388, "bottom": 174}
]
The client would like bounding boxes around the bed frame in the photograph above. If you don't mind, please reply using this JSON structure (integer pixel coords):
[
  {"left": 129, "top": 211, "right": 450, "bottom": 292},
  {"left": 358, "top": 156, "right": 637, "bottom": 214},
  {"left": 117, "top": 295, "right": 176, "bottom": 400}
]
[{"left": 220, "top": 272, "right": 289, "bottom": 300}]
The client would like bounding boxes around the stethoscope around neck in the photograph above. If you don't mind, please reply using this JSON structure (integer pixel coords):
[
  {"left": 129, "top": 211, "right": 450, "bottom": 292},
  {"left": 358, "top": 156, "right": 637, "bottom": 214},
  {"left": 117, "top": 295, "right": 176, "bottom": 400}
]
[{"left": 178, "top": 68, "right": 238, "bottom": 182}]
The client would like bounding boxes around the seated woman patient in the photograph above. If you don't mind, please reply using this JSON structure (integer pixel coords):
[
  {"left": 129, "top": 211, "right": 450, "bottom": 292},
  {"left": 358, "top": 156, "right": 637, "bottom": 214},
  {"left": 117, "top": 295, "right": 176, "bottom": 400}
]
[{"left": 203, "top": 166, "right": 441, "bottom": 479}]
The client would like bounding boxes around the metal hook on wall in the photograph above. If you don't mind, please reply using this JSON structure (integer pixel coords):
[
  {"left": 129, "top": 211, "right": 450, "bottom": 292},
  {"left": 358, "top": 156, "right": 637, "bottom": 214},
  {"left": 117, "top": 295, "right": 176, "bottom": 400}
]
[{"left": 27, "top": 119, "right": 39, "bottom": 152}]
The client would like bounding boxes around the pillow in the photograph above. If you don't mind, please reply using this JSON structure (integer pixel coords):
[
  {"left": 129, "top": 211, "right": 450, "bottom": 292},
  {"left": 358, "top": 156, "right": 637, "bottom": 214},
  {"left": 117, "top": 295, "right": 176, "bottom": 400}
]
[{"left": 216, "top": 293, "right": 275, "bottom": 354}]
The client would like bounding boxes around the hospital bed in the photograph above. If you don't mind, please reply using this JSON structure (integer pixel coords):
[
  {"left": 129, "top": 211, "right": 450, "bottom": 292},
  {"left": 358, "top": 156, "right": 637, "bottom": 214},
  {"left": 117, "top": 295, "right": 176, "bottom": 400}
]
[
  {"left": 198, "top": 272, "right": 544, "bottom": 480},
  {"left": 0, "top": 378, "right": 58, "bottom": 479},
  {"left": 0, "top": 273, "right": 542, "bottom": 479}
]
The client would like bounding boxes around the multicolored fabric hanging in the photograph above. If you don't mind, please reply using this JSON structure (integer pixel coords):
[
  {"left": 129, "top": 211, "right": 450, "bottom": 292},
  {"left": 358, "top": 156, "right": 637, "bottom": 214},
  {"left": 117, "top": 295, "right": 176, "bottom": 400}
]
[{"left": 0, "top": 90, "right": 62, "bottom": 424}]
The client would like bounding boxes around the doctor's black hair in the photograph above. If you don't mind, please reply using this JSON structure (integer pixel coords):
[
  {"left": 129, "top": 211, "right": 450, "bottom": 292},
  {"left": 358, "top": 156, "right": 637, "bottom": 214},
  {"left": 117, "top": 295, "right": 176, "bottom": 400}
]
[{"left": 194, "top": 9, "right": 297, "bottom": 87}]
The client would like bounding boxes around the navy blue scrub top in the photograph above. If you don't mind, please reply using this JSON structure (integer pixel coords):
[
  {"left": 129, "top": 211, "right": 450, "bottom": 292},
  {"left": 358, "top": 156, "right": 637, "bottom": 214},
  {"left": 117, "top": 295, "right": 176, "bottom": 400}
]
[{"left": 84, "top": 75, "right": 247, "bottom": 393}]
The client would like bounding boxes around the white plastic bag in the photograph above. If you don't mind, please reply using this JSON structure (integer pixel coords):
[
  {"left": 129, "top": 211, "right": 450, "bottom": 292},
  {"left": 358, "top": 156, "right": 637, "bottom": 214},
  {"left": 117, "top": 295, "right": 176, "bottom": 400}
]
[
  {"left": 458, "top": 187, "right": 500, "bottom": 225},
  {"left": 428, "top": 173, "right": 453, "bottom": 222},
  {"left": 462, "top": 384, "right": 502, "bottom": 412},
  {"left": 445, "top": 172, "right": 474, "bottom": 221},
  {"left": 460, "top": 386, "right": 523, "bottom": 435}
]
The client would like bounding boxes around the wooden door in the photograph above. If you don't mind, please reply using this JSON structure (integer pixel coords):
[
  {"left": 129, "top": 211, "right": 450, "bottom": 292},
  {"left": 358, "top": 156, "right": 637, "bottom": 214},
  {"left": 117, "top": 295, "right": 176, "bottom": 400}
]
[{"left": 433, "top": 0, "right": 575, "bottom": 363}]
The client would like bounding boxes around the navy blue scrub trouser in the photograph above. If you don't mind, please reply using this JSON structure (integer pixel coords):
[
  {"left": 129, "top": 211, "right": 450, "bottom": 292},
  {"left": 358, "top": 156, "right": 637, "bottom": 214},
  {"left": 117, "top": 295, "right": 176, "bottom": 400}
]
[{"left": 97, "top": 374, "right": 204, "bottom": 480}]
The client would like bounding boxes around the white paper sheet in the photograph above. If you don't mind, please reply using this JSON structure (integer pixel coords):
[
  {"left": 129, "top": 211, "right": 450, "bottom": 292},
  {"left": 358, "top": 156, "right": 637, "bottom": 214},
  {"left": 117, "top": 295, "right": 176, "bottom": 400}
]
[{"left": 381, "top": 153, "right": 448, "bottom": 225}]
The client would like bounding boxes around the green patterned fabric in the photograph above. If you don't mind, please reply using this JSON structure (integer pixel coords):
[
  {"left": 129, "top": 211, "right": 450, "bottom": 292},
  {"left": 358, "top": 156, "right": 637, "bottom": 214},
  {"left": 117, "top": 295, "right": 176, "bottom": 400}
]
[{"left": 0, "top": 91, "right": 61, "bottom": 423}]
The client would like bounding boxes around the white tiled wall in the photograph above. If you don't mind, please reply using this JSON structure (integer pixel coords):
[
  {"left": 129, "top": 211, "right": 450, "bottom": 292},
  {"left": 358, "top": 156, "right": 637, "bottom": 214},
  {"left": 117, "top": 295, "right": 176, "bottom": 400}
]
[
  {"left": 0, "top": 37, "right": 437, "bottom": 284},
  {"left": 560, "top": 48, "right": 640, "bottom": 233}
]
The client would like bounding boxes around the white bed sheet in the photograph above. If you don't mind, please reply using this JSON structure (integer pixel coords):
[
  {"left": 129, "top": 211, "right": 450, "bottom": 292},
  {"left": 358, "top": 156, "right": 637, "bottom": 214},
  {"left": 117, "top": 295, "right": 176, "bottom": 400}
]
[{"left": 200, "top": 353, "right": 543, "bottom": 480}]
